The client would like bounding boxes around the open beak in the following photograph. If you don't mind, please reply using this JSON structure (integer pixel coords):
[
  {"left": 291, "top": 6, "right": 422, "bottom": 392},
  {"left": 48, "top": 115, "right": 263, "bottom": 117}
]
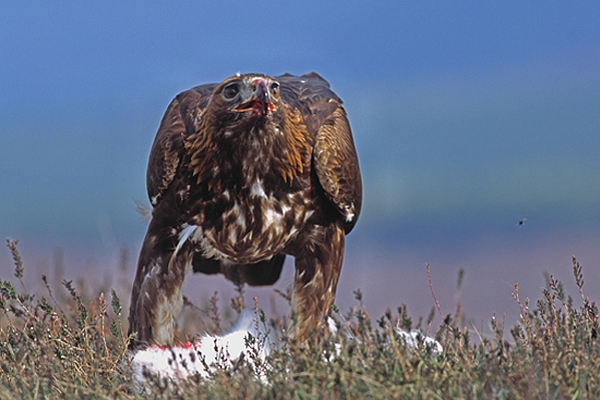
[{"left": 234, "top": 78, "right": 276, "bottom": 115}]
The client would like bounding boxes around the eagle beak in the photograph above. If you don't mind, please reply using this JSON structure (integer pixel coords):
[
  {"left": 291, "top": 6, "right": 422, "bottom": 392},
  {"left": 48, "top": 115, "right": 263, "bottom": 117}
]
[{"left": 234, "top": 78, "right": 276, "bottom": 115}]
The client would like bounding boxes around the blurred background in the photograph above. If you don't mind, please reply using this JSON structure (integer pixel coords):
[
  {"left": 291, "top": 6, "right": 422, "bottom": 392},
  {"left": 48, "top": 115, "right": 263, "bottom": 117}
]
[{"left": 2, "top": 2, "right": 599, "bottom": 333}]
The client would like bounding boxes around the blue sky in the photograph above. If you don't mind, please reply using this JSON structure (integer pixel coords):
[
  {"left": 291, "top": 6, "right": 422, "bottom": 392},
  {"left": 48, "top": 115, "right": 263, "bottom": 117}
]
[{"left": 1, "top": 2, "right": 600, "bottom": 289}]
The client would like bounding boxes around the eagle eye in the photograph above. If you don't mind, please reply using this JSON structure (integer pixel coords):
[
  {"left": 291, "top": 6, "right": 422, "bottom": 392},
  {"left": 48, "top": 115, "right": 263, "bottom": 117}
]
[
  {"left": 222, "top": 83, "right": 240, "bottom": 100},
  {"left": 270, "top": 82, "right": 280, "bottom": 100}
]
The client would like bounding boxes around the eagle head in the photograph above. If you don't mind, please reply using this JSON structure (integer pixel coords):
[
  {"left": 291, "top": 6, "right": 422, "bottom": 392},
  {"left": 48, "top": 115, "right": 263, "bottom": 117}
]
[
  {"left": 211, "top": 74, "right": 280, "bottom": 120},
  {"left": 186, "top": 73, "right": 309, "bottom": 188}
]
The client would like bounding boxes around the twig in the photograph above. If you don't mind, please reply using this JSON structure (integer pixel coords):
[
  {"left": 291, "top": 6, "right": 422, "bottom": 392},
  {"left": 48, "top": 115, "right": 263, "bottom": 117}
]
[
  {"left": 426, "top": 263, "right": 444, "bottom": 319},
  {"left": 6, "top": 239, "right": 26, "bottom": 292}
]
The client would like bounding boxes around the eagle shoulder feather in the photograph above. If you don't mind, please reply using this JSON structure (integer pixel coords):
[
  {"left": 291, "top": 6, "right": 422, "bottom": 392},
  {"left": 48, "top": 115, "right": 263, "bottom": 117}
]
[
  {"left": 279, "top": 73, "right": 362, "bottom": 233},
  {"left": 146, "top": 84, "right": 215, "bottom": 206}
]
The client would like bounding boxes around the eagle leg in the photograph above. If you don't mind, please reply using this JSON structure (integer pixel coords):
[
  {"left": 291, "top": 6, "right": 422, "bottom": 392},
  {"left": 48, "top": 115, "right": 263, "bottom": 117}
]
[
  {"left": 288, "top": 221, "right": 345, "bottom": 341},
  {"left": 128, "top": 228, "right": 192, "bottom": 349}
]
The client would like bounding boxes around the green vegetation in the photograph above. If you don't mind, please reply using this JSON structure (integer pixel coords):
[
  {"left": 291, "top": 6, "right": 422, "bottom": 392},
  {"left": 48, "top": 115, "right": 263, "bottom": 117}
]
[{"left": 1, "top": 239, "right": 599, "bottom": 399}]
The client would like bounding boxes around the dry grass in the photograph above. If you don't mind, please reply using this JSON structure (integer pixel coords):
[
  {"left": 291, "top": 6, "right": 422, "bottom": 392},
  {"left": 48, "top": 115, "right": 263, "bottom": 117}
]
[{"left": 1, "top": 239, "right": 599, "bottom": 399}]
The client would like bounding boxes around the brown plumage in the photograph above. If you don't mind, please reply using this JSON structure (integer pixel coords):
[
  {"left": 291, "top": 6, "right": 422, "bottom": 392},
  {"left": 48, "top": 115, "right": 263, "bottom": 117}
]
[{"left": 128, "top": 72, "right": 362, "bottom": 348}]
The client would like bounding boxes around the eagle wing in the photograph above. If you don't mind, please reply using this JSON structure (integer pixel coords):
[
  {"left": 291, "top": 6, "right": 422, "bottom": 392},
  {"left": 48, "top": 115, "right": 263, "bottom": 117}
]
[
  {"left": 146, "top": 84, "right": 216, "bottom": 206},
  {"left": 278, "top": 73, "right": 362, "bottom": 233}
]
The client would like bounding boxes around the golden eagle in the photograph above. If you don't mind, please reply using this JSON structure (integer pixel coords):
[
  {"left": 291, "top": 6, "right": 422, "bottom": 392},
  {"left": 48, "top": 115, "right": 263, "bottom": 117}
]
[{"left": 128, "top": 72, "right": 362, "bottom": 348}]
